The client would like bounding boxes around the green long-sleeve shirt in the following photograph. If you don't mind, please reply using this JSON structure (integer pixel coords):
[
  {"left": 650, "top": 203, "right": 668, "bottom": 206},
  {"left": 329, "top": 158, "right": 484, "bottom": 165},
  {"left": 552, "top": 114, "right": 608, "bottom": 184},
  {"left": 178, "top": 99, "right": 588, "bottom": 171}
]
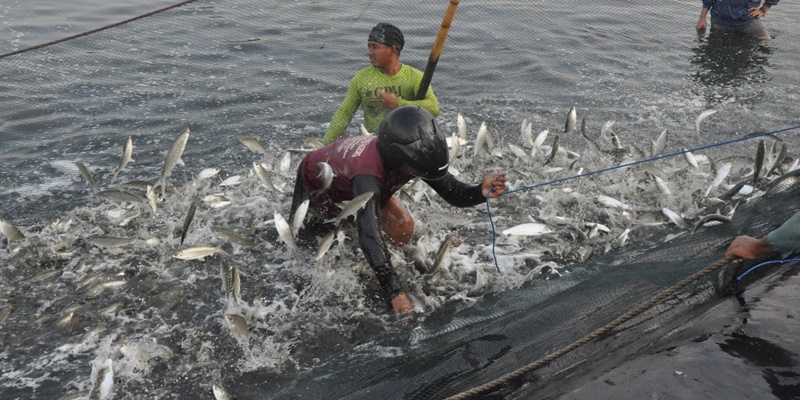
[
  {"left": 767, "top": 210, "right": 800, "bottom": 258},
  {"left": 321, "top": 64, "right": 440, "bottom": 144}
]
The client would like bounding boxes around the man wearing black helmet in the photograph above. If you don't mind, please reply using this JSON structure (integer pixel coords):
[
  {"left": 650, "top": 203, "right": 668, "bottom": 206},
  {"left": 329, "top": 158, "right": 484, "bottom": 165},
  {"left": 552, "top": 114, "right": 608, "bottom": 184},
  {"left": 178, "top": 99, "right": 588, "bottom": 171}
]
[
  {"left": 320, "top": 23, "right": 440, "bottom": 145},
  {"left": 291, "top": 106, "right": 507, "bottom": 314}
]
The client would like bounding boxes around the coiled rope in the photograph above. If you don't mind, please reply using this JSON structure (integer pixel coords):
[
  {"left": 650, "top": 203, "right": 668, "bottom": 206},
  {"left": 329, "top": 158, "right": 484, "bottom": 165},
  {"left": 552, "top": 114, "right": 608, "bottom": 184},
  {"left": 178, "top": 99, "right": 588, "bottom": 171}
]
[{"left": 445, "top": 255, "right": 736, "bottom": 400}]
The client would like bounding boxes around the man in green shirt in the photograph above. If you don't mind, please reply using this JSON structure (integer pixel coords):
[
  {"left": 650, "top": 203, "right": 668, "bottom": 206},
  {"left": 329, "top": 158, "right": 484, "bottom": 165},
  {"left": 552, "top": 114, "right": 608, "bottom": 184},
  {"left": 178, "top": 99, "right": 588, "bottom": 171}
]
[{"left": 321, "top": 23, "right": 440, "bottom": 145}]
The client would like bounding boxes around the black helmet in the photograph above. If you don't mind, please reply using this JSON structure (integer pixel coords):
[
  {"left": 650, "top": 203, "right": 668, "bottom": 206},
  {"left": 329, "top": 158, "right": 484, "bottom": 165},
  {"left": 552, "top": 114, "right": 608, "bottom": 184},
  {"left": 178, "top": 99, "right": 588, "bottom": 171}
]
[{"left": 377, "top": 106, "right": 449, "bottom": 180}]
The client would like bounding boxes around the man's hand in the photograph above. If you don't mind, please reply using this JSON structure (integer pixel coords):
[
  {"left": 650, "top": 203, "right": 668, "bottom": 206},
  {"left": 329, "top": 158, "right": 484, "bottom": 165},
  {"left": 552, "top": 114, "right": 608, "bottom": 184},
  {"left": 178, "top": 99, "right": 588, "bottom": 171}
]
[
  {"left": 696, "top": 18, "right": 708, "bottom": 33},
  {"left": 748, "top": 7, "right": 766, "bottom": 18},
  {"left": 726, "top": 235, "right": 776, "bottom": 260},
  {"left": 481, "top": 172, "right": 507, "bottom": 198},
  {"left": 380, "top": 90, "right": 399, "bottom": 109}
]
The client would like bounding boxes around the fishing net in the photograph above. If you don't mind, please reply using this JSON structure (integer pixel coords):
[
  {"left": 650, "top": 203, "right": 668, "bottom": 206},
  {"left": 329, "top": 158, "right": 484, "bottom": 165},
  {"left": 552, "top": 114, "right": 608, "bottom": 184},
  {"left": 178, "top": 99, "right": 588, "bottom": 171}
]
[{"left": 1, "top": 1, "right": 799, "bottom": 399}]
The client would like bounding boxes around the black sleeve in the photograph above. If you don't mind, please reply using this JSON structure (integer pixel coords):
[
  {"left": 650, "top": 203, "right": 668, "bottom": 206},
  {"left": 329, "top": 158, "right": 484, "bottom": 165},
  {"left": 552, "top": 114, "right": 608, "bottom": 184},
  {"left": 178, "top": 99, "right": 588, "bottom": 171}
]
[
  {"left": 352, "top": 174, "right": 403, "bottom": 299},
  {"left": 423, "top": 173, "right": 485, "bottom": 208}
]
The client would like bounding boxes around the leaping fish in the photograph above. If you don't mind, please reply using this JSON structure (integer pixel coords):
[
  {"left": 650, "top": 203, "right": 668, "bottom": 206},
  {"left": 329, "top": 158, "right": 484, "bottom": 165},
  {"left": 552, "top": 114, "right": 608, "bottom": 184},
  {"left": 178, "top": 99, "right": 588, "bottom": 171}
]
[
  {"left": 315, "top": 162, "right": 335, "bottom": 194},
  {"left": 543, "top": 135, "right": 560, "bottom": 166},
  {"left": 754, "top": 139, "right": 766, "bottom": 186},
  {"left": 180, "top": 201, "right": 196, "bottom": 245},
  {"left": 564, "top": 106, "right": 577, "bottom": 133},
  {"left": 325, "top": 191, "right": 374, "bottom": 224},
  {"left": 457, "top": 113, "right": 468, "bottom": 141},
  {"left": 502, "top": 222, "right": 554, "bottom": 236},
  {"left": 171, "top": 246, "right": 228, "bottom": 261},
  {"left": 705, "top": 162, "right": 731, "bottom": 197},
  {"left": 473, "top": 122, "right": 490, "bottom": 157},
  {"left": 520, "top": 118, "right": 534, "bottom": 148},
  {"left": 291, "top": 199, "right": 310, "bottom": 237},
  {"left": 239, "top": 136, "right": 269, "bottom": 158},
  {"left": 110, "top": 135, "right": 134, "bottom": 182},
  {"left": 661, "top": 207, "right": 689, "bottom": 229},
  {"left": 0, "top": 215, "right": 25, "bottom": 240},
  {"left": 274, "top": 211, "right": 298, "bottom": 251},
  {"left": 651, "top": 129, "right": 668, "bottom": 157},
  {"left": 156, "top": 127, "right": 190, "bottom": 197},
  {"left": 75, "top": 161, "right": 97, "bottom": 193},
  {"left": 315, "top": 230, "right": 336, "bottom": 261},
  {"left": 691, "top": 213, "right": 733, "bottom": 234},
  {"left": 695, "top": 109, "right": 717, "bottom": 136}
]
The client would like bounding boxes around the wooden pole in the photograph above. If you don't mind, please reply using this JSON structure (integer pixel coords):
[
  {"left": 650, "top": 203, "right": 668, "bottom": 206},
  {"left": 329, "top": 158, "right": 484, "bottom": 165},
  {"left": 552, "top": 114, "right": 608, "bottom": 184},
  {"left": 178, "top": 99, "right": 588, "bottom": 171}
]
[{"left": 415, "top": 0, "right": 461, "bottom": 100}]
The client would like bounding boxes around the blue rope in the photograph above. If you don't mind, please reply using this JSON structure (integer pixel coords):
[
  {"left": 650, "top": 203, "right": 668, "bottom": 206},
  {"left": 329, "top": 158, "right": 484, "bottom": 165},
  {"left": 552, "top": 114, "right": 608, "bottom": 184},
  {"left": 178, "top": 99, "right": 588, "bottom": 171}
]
[
  {"left": 736, "top": 258, "right": 800, "bottom": 281},
  {"left": 485, "top": 124, "right": 800, "bottom": 272}
]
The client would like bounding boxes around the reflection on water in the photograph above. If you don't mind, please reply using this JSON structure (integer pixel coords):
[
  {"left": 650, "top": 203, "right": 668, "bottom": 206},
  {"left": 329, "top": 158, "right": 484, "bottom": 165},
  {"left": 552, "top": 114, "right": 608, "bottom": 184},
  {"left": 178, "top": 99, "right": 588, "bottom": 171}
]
[{"left": 690, "top": 28, "right": 773, "bottom": 106}]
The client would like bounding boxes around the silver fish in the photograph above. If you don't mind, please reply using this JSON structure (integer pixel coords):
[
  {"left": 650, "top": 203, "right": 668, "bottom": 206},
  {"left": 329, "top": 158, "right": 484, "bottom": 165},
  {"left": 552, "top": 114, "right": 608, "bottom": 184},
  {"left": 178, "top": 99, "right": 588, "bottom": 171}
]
[
  {"left": 212, "top": 226, "right": 256, "bottom": 247},
  {"left": 291, "top": 199, "right": 310, "bottom": 237},
  {"left": 705, "top": 162, "right": 731, "bottom": 197},
  {"left": 304, "top": 137, "right": 325, "bottom": 149},
  {"left": 691, "top": 213, "right": 733, "bottom": 234},
  {"left": 110, "top": 135, "right": 134, "bottom": 182},
  {"left": 157, "top": 127, "right": 190, "bottom": 197},
  {"left": 89, "top": 359, "right": 114, "bottom": 400},
  {"left": 600, "top": 120, "right": 615, "bottom": 138},
  {"left": 75, "top": 161, "right": 96, "bottom": 193},
  {"left": 213, "top": 383, "right": 234, "bottom": 400},
  {"left": 695, "top": 109, "right": 717, "bottom": 136},
  {"left": 502, "top": 222, "right": 554, "bottom": 236},
  {"left": 219, "top": 175, "right": 242, "bottom": 187},
  {"left": 315, "top": 230, "right": 336, "bottom": 261},
  {"left": 765, "top": 142, "right": 787, "bottom": 179},
  {"left": 0, "top": 215, "right": 25, "bottom": 240},
  {"left": 597, "top": 195, "right": 631, "bottom": 210},
  {"left": 316, "top": 162, "right": 335, "bottom": 194},
  {"left": 171, "top": 246, "right": 228, "bottom": 261},
  {"left": 115, "top": 179, "right": 157, "bottom": 191},
  {"left": 87, "top": 236, "right": 136, "bottom": 248},
  {"left": 274, "top": 211, "right": 299, "bottom": 251},
  {"left": 449, "top": 132, "right": 463, "bottom": 162},
  {"left": 580, "top": 117, "right": 588, "bottom": 138},
  {"left": 325, "top": 191, "right": 374, "bottom": 224},
  {"left": 521, "top": 118, "right": 534, "bottom": 148},
  {"left": 473, "top": 121, "right": 490, "bottom": 157},
  {"left": 609, "top": 129, "right": 623, "bottom": 150},
  {"left": 180, "top": 201, "right": 196, "bottom": 245},
  {"left": 225, "top": 314, "right": 249, "bottom": 335},
  {"left": 219, "top": 260, "right": 241, "bottom": 305},
  {"left": 430, "top": 235, "right": 462, "bottom": 275},
  {"left": 95, "top": 189, "right": 146, "bottom": 204},
  {"left": 219, "top": 261, "right": 230, "bottom": 297},
  {"left": 754, "top": 140, "right": 766, "bottom": 186},
  {"left": 645, "top": 171, "right": 671, "bottom": 196},
  {"left": 615, "top": 227, "right": 631, "bottom": 247},
  {"left": 197, "top": 167, "right": 221, "bottom": 180},
  {"left": 146, "top": 185, "right": 158, "bottom": 215},
  {"left": 661, "top": 207, "right": 689, "bottom": 229},
  {"left": 360, "top": 124, "right": 371, "bottom": 136},
  {"left": 239, "top": 136, "right": 269, "bottom": 158},
  {"left": 457, "top": 113, "right": 468, "bottom": 141},
  {"left": 278, "top": 152, "right": 292, "bottom": 176},
  {"left": 564, "top": 106, "right": 577, "bottom": 133},
  {"left": 253, "top": 161, "right": 277, "bottom": 191},
  {"left": 543, "top": 135, "right": 560, "bottom": 166},
  {"left": 651, "top": 129, "right": 668, "bottom": 157},
  {"left": 682, "top": 148, "right": 699, "bottom": 170},
  {"left": 531, "top": 128, "right": 549, "bottom": 157}
]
